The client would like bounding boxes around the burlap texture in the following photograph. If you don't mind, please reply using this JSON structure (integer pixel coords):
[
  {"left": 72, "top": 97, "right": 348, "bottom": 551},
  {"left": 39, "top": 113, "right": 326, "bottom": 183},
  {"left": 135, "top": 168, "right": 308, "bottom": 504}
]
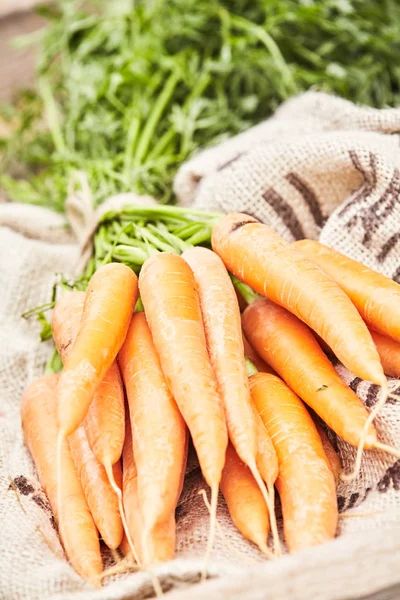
[{"left": 1, "top": 91, "right": 400, "bottom": 600}]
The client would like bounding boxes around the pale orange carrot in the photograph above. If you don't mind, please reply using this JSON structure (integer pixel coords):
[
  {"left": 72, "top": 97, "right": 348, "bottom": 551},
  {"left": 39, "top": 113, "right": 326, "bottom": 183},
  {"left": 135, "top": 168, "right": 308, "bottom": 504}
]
[
  {"left": 21, "top": 375, "right": 102, "bottom": 582},
  {"left": 212, "top": 213, "right": 385, "bottom": 388},
  {"left": 57, "top": 263, "right": 137, "bottom": 438},
  {"left": 119, "top": 312, "right": 187, "bottom": 567},
  {"left": 293, "top": 239, "right": 400, "bottom": 343},
  {"left": 68, "top": 427, "right": 123, "bottom": 549},
  {"left": 139, "top": 253, "right": 228, "bottom": 576},
  {"left": 52, "top": 288, "right": 133, "bottom": 558},
  {"left": 220, "top": 443, "right": 271, "bottom": 555},
  {"left": 242, "top": 298, "right": 377, "bottom": 449},
  {"left": 315, "top": 326, "right": 400, "bottom": 379},
  {"left": 121, "top": 418, "right": 164, "bottom": 596},
  {"left": 52, "top": 292, "right": 125, "bottom": 469},
  {"left": 243, "top": 298, "right": 400, "bottom": 477},
  {"left": 313, "top": 421, "right": 342, "bottom": 486},
  {"left": 369, "top": 329, "right": 400, "bottom": 378},
  {"left": 182, "top": 246, "right": 279, "bottom": 553},
  {"left": 250, "top": 372, "right": 338, "bottom": 552},
  {"left": 122, "top": 416, "right": 142, "bottom": 564}
]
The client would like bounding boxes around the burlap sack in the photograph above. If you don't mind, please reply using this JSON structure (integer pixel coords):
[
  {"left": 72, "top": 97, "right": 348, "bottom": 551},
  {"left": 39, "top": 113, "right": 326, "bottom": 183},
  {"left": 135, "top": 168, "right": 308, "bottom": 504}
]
[{"left": 2, "top": 91, "right": 400, "bottom": 600}]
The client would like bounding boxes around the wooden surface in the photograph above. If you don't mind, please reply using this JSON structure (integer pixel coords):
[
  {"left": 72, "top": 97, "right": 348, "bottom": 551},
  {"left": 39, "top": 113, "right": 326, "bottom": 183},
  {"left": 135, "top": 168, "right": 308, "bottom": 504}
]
[{"left": 0, "top": 9, "right": 44, "bottom": 102}]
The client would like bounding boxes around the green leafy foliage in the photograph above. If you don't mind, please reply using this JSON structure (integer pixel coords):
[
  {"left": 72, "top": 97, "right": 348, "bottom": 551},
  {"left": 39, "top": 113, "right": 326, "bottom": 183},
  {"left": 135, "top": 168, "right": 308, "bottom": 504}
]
[{"left": 2, "top": 0, "right": 399, "bottom": 211}]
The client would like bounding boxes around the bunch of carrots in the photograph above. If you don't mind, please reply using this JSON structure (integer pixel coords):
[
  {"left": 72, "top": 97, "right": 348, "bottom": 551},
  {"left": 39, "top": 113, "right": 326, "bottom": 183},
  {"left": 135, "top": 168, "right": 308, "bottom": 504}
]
[{"left": 21, "top": 210, "right": 400, "bottom": 591}]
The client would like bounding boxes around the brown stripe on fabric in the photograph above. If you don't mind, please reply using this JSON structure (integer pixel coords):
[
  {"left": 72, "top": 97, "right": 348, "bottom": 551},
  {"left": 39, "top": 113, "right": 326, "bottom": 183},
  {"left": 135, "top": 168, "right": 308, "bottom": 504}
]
[
  {"left": 217, "top": 153, "right": 243, "bottom": 172},
  {"left": 378, "top": 232, "right": 400, "bottom": 263},
  {"left": 339, "top": 151, "right": 378, "bottom": 217},
  {"left": 345, "top": 167, "right": 400, "bottom": 248},
  {"left": 392, "top": 265, "right": 400, "bottom": 283},
  {"left": 262, "top": 187, "right": 305, "bottom": 240},
  {"left": 285, "top": 172, "right": 325, "bottom": 227},
  {"left": 365, "top": 384, "right": 380, "bottom": 408},
  {"left": 378, "top": 460, "right": 400, "bottom": 493},
  {"left": 349, "top": 377, "right": 362, "bottom": 393},
  {"left": 361, "top": 170, "right": 400, "bottom": 247}
]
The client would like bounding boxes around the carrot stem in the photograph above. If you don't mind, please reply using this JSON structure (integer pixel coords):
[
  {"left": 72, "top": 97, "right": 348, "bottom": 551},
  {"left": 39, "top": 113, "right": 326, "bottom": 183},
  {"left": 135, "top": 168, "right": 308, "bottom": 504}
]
[
  {"left": 245, "top": 358, "right": 259, "bottom": 377},
  {"left": 230, "top": 275, "right": 260, "bottom": 305}
]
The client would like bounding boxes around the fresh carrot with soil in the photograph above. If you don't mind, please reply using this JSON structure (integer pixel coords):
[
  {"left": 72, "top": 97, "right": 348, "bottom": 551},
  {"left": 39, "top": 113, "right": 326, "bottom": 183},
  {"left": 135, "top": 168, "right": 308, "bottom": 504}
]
[
  {"left": 250, "top": 372, "right": 338, "bottom": 552},
  {"left": 212, "top": 213, "right": 386, "bottom": 388},
  {"left": 182, "top": 246, "right": 280, "bottom": 554},
  {"left": 21, "top": 374, "right": 102, "bottom": 582},
  {"left": 52, "top": 288, "right": 133, "bottom": 559},
  {"left": 139, "top": 252, "right": 228, "bottom": 577},
  {"left": 243, "top": 298, "right": 400, "bottom": 476},
  {"left": 119, "top": 312, "right": 187, "bottom": 567},
  {"left": 220, "top": 443, "right": 271, "bottom": 556},
  {"left": 293, "top": 239, "right": 400, "bottom": 343}
]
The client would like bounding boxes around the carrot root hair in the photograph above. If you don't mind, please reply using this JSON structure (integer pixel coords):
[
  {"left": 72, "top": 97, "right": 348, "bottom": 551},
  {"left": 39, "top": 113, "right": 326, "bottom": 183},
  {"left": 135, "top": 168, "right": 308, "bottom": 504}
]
[
  {"left": 250, "top": 465, "right": 281, "bottom": 557},
  {"left": 342, "top": 380, "right": 389, "bottom": 481},
  {"left": 105, "top": 462, "right": 141, "bottom": 567},
  {"left": 373, "top": 442, "right": 400, "bottom": 459},
  {"left": 200, "top": 485, "right": 218, "bottom": 583}
]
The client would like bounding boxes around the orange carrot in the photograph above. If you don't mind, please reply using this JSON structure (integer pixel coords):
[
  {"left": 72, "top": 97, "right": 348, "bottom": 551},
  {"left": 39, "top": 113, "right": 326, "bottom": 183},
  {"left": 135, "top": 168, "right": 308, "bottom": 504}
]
[
  {"left": 52, "top": 292, "right": 125, "bottom": 470},
  {"left": 212, "top": 213, "right": 385, "bottom": 388},
  {"left": 243, "top": 298, "right": 377, "bottom": 449},
  {"left": 293, "top": 239, "right": 400, "bottom": 343},
  {"left": 21, "top": 375, "right": 102, "bottom": 582},
  {"left": 122, "top": 417, "right": 164, "bottom": 596},
  {"left": 182, "top": 246, "right": 279, "bottom": 553},
  {"left": 315, "top": 326, "right": 400, "bottom": 379},
  {"left": 220, "top": 443, "right": 270, "bottom": 555},
  {"left": 139, "top": 253, "right": 228, "bottom": 576},
  {"left": 121, "top": 416, "right": 142, "bottom": 563},
  {"left": 57, "top": 263, "right": 137, "bottom": 438},
  {"left": 52, "top": 288, "right": 134, "bottom": 559},
  {"left": 119, "top": 312, "right": 187, "bottom": 567},
  {"left": 243, "top": 298, "right": 400, "bottom": 476},
  {"left": 242, "top": 331, "right": 273, "bottom": 374},
  {"left": 369, "top": 329, "right": 400, "bottom": 378},
  {"left": 68, "top": 427, "right": 123, "bottom": 549},
  {"left": 313, "top": 421, "right": 342, "bottom": 486},
  {"left": 250, "top": 372, "right": 338, "bottom": 552}
]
